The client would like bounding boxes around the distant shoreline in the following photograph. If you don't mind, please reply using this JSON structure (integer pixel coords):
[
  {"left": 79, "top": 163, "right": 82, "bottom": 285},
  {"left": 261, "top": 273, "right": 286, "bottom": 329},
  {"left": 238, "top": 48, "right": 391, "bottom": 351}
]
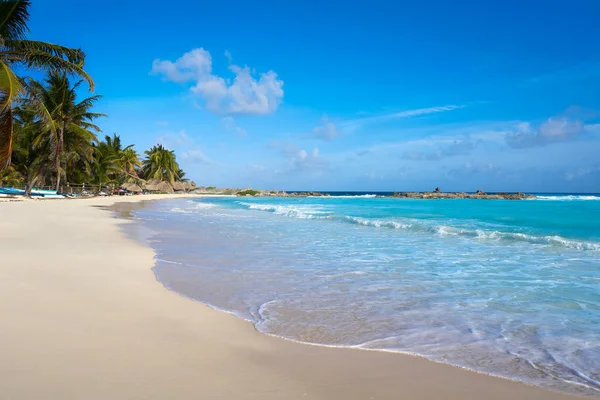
[{"left": 193, "top": 187, "right": 537, "bottom": 200}]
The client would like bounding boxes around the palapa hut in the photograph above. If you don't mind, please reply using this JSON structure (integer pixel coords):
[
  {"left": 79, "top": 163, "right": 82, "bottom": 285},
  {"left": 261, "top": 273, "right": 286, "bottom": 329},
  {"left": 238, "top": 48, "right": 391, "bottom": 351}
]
[
  {"left": 121, "top": 182, "right": 143, "bottom": 193},
  {"left": 172, "top": 181, "right": 186, "bottom": 192},
  {"left": 143, "top": 179, "right": 174, "bottom": 193},
  {"left": 172, "top": 181, "right": 196, "bottom": 192}
]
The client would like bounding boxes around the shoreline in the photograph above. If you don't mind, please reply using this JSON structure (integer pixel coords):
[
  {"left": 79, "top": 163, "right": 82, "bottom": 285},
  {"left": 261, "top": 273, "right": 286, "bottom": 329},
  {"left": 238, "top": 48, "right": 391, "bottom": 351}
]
[{"left": 0, "top": 195, "right": 588, "bottom": 399}]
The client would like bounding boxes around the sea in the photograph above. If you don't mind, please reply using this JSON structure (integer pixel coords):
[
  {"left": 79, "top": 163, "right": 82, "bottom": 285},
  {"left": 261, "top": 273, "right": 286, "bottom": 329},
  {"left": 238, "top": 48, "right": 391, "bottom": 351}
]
[{"left": 119, "top": 193, "right": 600, "bottom": 396}]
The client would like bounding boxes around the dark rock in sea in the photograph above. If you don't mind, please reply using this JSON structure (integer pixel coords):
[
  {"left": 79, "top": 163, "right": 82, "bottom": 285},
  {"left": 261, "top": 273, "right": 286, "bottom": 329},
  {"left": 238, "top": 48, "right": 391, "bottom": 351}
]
[{"left": 391, "top": 190, "right": 534, "bottom": 200}]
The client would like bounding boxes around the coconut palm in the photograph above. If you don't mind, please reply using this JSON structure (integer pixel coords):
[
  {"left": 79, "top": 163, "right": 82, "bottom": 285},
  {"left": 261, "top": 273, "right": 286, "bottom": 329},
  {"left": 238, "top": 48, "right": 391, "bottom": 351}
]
[
  {"left": 10, "top": 100, "right": 51, "bottom": 193},
  {"left": 142, "top": 144, "right": 181, "bottom": 183},
  {"left": 26, "top": 72, "right": 104, "bottom": 190},
  {"left": 90, "top": 138, "right": 120, "bottom": 189},
  {"left": 176, "top": 168, "right": 188, "bottom": 182},
  {"left": 119, "top": 145, "right": 141, "bottom": 181},
  {"left": 0, "top": 0, "right": 94, "bottom": 170},
  {"left": 104, "top": 133, "right": 122, "bottom": 155}
]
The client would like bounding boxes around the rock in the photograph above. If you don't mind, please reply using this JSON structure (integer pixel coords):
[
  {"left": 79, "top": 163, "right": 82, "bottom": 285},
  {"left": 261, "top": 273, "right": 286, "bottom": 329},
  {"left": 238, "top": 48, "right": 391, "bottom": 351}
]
[{"left": 391, "top": 190, "right": 534, "bottom": 200}]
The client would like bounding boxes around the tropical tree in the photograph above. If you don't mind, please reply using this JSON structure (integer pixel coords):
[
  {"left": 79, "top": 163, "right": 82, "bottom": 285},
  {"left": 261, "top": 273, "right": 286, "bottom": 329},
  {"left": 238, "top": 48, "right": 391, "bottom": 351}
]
[
  {"left": 104, "top": 133, "right": 122, "bottom": 155},
  {"left": 26, "top": 72, "right": 104, "bottom": 190},
  {"left": 119, "top": 145, "right": 141, "bottom": 181},
  {"left": 90, "top": 138, "right": 120, "bottom": 189},
  {"left": 0, "top": 164, "right": 20, "bottom": 185},
  {"left": 142, "top": 144, "right": 181, "bottom": 183},
  {"left": 176, "top": 168, "right": 188, "bottom": 182},
  {"left": 0, "top": 0, "right": 94, "bottom": 170},
  {"left": 10, "top": 100, "right": 50, "bottom": 193}
]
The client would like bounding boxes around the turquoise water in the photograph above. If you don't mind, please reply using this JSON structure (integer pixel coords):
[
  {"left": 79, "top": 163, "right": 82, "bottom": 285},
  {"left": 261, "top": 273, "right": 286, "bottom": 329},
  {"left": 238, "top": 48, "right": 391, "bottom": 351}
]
[{"left": 131, "top": 195, "right": 600, "bottom": 396}]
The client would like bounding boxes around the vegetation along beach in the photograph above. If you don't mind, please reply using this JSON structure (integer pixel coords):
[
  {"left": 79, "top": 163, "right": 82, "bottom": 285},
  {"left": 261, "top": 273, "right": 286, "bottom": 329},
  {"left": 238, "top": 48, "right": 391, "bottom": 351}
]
[{"left": 1, "top": 1, "right": 599, "bottom": 399}]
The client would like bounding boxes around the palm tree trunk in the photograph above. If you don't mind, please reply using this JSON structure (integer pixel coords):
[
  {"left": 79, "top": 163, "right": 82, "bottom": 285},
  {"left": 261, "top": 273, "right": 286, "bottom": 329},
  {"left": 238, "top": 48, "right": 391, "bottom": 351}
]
[
  {"left": 26, "top": 173, "right": 41, "bottom": 197},
  {"left": 55, "top": 124, "right": 65, "bottom": 192},
  {"left": 55, "top": 173, "right": 61, "bottom": 192}
]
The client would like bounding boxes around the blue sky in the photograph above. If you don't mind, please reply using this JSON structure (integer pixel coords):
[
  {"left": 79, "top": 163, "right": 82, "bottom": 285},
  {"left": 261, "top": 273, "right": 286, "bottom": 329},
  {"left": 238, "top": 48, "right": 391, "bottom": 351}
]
[{"left": 29, "top": 0, "right": 600, "bottom": 192}]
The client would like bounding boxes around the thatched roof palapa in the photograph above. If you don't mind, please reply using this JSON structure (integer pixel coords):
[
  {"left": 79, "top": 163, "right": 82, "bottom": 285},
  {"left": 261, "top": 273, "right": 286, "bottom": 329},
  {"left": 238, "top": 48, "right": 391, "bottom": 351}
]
[
  {"left": 171, "top": 181, "right": 196, "bottom": 192},
  {"left": 155, "top": 181, "right": 174, "bottom": 193},
  {"left": 172, "top": 181, "right": 186, "bottom": 191},
  {"left": 143, "top": 179, "right": 174, "bottom": 193},
  {"left": 121, "top": 182, "right": 143, "bottom": 193}
]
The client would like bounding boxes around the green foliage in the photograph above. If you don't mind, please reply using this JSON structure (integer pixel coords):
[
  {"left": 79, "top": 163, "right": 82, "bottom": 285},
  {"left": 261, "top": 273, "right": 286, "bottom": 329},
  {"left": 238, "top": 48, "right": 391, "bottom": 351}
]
[
  {"left": 0, "top": 3, "right": 189, "bottom": 191},
  {"left": 206, "top": 186, "right": 216, "bottom": 190},
  {"left": 142, "top": 144, "right": 181, "bottom": 184},
  {"left": 237, "top": 189, "right": 260, "bottom": 196},
  {"left": 23, "top": 72, "right": 104, "bottom": 189},
  {"left": 6, "top": 74, "right": 188, "bottom": 192},
  {"left": 0, "top": 0, "right": 94, "bottom": 169},
  {"left": 0, "top": 164, "right": 22, "bottom": 186}
]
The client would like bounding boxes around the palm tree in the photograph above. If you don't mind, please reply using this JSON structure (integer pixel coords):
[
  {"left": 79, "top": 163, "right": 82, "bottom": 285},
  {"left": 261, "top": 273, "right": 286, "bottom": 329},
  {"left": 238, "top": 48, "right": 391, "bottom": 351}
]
[
  {"left": 11, "top": 100, "right": 50, "bottom": 194},
  {"left": 0, "top": 0, "right": 94, "bottom": 170},
  {"left": 119, "top": 145, "right": 141, "bottom": 181},
  {"left": 90, "top": 138, "right": 120, "bottom": 190},
  {"left": 26, "top": 72, "right": 104, "bottom": 190},
  {"left": 104, "top": 133, "right": 122, "bottom": 155},
  {"left": 176, "top": 168, "right": 188, "bottom": 182},
  {"left": 142, "top": 144, "right": 181, "bottom": 183}
]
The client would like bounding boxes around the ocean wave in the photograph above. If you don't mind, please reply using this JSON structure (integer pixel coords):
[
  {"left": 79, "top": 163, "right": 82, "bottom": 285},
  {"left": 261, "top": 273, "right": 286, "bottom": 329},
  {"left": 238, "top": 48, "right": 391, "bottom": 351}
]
[
  {"left": 236, "top": 201, "right": 332, "bottom": 219},
  {"left": 533, "top": 195, "right": 600, "bottom": 201},
  {"left": 316, "top": 194, "right": 378, "bottom": 198},
  {"left": 193, "top": 202, "right": 216, "bottom": 209},
  {"left": 168, "top": 202, "right": 216, "bottom": 214},
  {"left": 169, "top": 207, "right": 194, "bottom": 214},
  {"left": 235, "top": 202, "right": 599, "bottom": 251},
  {"left": 346, "top": 216, "right": 600, "bottom": 250}
]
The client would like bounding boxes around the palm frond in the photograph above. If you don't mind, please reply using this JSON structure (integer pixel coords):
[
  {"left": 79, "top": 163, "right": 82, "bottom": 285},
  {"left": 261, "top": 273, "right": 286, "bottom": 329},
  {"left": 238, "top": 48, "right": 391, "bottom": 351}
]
[
  {"left": 4, "top": 39, "right": 85, "bottom": 64},
  {"left": 0, "top": 107, "right": 13, "bottom": 169},
  {"left": 0, "top": 60, "right": 22, "bottom": 111},
  {"left": 0, "top": 0, "right": 30, "bottom": 41},
  {"left": 3, "top": 48, "right": 95, "bottom": 90},
  {"left": 67, "top": 121, "right": 97, "bottom": 142}
]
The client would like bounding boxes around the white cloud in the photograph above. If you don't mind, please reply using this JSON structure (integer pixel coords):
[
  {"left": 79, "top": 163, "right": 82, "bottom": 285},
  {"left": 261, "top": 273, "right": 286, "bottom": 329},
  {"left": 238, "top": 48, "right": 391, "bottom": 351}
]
[
  {"left": 290, "top": 147, "right": 326, "bottom": 172},
  {"left": 224, "top": 50, "right": 232, "bottom": 63},
  {"left": 152, "top": 48, "right": 284, "bottom": 115},
  {"left": 248, "top": 163, "right": 267, "bottom": 172},
  {"left": 506, "top": 117, "right": 584, "bottom": 148},
  {"left": 342, "top": 104, "right": 465, "bottom": 130},
  {"left": 156, "top": 129, "right": 220, "bottom": 166},
  {"left": 313, "top": 117, "right": 340, "bottom": 141},
  {"left": 401, "top": 138, "right": 478, "bottom": 161},
  {"left": 156, "top": 129, "right": 194, "bottom": 148},
  {"left": 268, "top": 141, "right": 327, "bottom": 173},
  {"left": 181, "top": 149, "right": 214, "bottom": 165},
  {"left": 565, "top": 165, "right": 600, "bottom": 181},
  {"left": 221, "top": 116, "right": 247, "bottom": 137}
]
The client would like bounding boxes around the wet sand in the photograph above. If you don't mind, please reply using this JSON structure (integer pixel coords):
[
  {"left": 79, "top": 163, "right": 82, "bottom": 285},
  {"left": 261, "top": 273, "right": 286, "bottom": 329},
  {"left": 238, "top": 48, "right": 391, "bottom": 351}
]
[{"left": 0, "top": 195, "right": 585, "bottom": 399}]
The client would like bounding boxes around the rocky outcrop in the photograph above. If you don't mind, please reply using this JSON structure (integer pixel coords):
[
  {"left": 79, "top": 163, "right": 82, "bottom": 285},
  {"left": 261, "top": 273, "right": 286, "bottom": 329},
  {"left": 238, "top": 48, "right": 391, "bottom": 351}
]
[
  {"left": 189, "top": 186, "right": 535, "bottom": 200},
  {"left": 392, "top": 191, "right": 534, "bottom": 200}
]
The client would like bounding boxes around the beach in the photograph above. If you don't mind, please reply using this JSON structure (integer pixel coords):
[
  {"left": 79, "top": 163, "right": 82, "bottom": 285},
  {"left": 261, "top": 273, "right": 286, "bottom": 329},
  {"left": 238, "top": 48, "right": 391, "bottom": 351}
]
[{"left": 0, "top": 195, "right": 586, "bottom": 400}]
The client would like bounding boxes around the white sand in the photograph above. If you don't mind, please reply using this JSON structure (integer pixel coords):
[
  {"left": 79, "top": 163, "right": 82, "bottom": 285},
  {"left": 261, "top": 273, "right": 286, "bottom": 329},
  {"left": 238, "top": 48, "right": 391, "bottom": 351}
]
[{"left": 0, "top": 195, "right": 584, "bottom": 399}]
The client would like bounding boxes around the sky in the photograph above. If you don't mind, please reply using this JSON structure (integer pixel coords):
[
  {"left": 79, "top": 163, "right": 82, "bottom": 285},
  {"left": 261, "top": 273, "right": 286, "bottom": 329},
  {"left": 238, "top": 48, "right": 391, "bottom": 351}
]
[{"left": 28, "top": 0, "right": 600, "bottom": 192}]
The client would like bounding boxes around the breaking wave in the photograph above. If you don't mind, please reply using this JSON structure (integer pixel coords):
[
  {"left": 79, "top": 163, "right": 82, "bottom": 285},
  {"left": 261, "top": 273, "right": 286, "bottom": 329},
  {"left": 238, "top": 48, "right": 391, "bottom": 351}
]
[
  {"left": 235, "top": 202, "right": 600, "bottom": 251},
  {"left": 533, "top": 195, "right": 600, "bottom": 201}
]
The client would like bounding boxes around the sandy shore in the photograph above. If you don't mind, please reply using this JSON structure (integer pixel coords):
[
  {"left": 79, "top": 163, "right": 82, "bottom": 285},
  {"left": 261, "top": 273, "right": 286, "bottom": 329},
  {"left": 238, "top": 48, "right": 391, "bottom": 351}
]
[{"left": 0, "top": 195, "right": 584, "bottom": 399}]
